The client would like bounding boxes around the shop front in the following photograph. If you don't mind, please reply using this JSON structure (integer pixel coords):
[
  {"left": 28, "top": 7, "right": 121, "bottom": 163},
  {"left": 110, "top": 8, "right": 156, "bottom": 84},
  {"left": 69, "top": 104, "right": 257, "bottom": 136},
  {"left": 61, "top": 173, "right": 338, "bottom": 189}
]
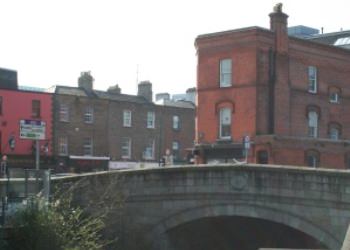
[{"left": 68, "top": 155, "right": 110, "bottom": 173}]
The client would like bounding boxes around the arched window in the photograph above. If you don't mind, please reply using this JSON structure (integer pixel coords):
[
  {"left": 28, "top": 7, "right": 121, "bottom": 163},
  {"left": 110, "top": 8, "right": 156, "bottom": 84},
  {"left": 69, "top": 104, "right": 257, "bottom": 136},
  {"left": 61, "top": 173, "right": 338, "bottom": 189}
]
[
  {"left": 219, "top": 107, "right": 231, "bottom": 139},
  {"left": 308, "top": 111, "right": 318, "bottom": 138},
  {"left": 305, "top": 150, "right": 320, "bottom": 168},
  {"left": 328, "top": 123, "right": 341, "bottom": 140}
]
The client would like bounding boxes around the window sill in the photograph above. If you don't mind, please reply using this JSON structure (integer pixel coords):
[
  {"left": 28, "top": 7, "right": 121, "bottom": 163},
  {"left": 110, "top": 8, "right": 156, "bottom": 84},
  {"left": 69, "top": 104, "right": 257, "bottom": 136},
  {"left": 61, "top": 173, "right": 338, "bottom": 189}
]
[
  {"left": 217, "top": 138, "right": 232, "bottom": 143},
  {"left": 219, "top": 85, "right": 233, "bottom": 89},
  {"left": 143, "top": 158, "right": 154, "bottom": 161}
]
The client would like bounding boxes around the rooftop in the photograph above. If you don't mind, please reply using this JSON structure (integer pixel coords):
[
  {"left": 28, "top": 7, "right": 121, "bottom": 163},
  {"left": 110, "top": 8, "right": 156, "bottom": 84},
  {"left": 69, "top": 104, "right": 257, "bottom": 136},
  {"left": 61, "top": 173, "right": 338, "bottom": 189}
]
[
  {"left": 307, "top": 29, "right": 350, "bottom": 47},
  {"left": 55, "top": 85, "right": 195, "bottom": 109},
  {"left": 55, "top": 85, "right": 150, "bottom": 104}
]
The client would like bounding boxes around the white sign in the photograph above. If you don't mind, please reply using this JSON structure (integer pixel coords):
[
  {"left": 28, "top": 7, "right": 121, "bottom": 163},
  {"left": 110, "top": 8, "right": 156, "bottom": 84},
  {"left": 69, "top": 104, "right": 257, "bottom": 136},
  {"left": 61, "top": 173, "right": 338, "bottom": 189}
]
[{"left": 20, "top": 119, "right": 46, "bottom": 140}]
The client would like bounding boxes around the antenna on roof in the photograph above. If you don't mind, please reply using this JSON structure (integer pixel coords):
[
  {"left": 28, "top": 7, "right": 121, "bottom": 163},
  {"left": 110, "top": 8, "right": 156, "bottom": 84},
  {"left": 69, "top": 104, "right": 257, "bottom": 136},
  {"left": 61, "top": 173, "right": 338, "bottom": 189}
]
[
  {"left": 136, "top": 64, "right": 139, "bottom": 84},
  {"left": 136, "top": 64, "right": 139, "bottom": 93}
]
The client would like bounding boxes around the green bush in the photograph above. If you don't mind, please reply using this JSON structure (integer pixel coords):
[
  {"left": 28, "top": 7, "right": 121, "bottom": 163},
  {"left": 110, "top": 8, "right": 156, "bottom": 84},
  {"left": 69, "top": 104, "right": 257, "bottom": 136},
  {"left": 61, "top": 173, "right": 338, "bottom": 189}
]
[{"left": 2, "top": 193, "right": 108, "bottom": 250}]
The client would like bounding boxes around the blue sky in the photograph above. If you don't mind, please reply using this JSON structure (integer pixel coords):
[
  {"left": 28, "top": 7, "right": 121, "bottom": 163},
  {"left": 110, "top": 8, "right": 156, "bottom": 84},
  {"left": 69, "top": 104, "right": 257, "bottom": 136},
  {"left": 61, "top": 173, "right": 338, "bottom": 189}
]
[{"left": 0, "top": 0, "right": 349, "bottom": 96}]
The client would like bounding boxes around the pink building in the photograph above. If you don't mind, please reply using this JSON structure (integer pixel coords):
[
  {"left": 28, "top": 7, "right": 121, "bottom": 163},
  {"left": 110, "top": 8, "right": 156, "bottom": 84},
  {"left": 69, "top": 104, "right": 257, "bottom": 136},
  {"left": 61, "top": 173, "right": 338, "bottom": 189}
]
[{"left": 0, "top": 87, "right": 53, "bottom": 168}]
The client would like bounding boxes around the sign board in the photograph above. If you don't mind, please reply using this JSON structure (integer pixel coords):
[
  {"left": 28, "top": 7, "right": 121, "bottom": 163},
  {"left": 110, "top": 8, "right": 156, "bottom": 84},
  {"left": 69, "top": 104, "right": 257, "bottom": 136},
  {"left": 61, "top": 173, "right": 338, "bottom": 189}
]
[{"left": 20, "top": 119, "right": 46, "bottom": 140}]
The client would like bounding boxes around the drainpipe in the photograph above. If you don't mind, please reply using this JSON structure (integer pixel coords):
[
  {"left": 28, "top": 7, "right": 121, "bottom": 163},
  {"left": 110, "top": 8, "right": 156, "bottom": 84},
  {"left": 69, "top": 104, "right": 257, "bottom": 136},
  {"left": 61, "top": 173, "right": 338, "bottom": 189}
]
[{"left": 268, "top": 47, "right": 276, "bottom": 134}]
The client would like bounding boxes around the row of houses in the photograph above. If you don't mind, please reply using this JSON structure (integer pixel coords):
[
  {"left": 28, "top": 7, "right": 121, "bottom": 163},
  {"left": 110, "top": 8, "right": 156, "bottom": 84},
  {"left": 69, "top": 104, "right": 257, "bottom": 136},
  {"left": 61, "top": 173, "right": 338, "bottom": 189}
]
[
  {"left": 2, "top": 4, "right": 350, "bottom": 171},
  {"left": 0, "top": 69, "right": 195, "bottom": 172}
]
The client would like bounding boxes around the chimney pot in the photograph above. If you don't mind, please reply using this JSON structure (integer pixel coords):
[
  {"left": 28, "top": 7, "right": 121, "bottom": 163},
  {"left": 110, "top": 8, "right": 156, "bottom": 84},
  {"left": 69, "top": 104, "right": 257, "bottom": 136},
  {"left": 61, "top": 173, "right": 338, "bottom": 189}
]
[
  {"left": 107, "top": 84, "right": 121, "bottom": 94},
  {"left": 78, "top": 71, "right": 94, "bottom": 90},
  {"left": 137, "top": 81, "right": 153, "bottom": 102},
  {"left": 269, "top": 3, "right": 289, "bottom": 53}
]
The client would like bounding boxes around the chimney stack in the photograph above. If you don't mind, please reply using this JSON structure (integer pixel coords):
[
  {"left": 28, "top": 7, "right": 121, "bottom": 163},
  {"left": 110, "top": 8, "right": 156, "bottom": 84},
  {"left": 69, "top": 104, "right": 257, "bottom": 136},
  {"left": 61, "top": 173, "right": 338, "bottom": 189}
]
[
  {"left": 155, "top": 93, "right": 170, "bottom": 102},
  {"left": 78, "top": 71, "right": 94, "bottom": 91},
  {"left": 269, "top": 3, "right": 289, "bottom": 53},
  {"left": 137, "top": 81, "right": 153, "bottom": 102},
  {"left": 107, "top": 84, "right": 121, "bottom": 94}
]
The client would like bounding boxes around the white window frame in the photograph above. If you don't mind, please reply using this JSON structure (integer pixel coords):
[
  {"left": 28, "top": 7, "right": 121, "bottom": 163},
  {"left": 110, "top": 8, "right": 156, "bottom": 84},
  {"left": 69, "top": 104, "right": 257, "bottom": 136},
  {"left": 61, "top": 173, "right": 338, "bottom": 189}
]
[
  {"left": 308, "top": 111, "right": 318, "bottom": 138},
  {"left": 220, "top": 59, "right": 232, "bottom": 87},
  {"left": 84, "top": 106, "right": 94, "bottom": 124},
  {"left": 308, "top": 66, "right": 317, "bottom": 93},
  {"left": 121, "top": 137, "right": 131, "bottom": 159},
  {"left": 147, "top": 111, "right": 155, "bottom": 129},
  {"left": 58, "top": 136, "right": 68, "bottom": 156},
  {"left": 219, "top": 108, "right": 232, "bottom": 139},
  {"left": 59, "top": 104, "right": 69, "bottom": 122},
  {"left": 172, "top": 141, "right": 180, "bottom": 160},
  {"left": 143, "top": 139, "right": 154, "bottom": 160},
  {"left": 329, "top": 92, "right": 339, "bottom": 103},
  {"left": 173, "top": 115, "right": 180, "bottom": 130},
  {"left": 83, "top": 137, "right": 93, "bottom": 156},
  {"left": 123, "top": 110, "right": 132, "bottom": 127},
  {"left": 307, "top": 154, "right": 318, "bottom": 168},
  {"left": 330, "top": 127, "right": 339, "bottom": 140}
]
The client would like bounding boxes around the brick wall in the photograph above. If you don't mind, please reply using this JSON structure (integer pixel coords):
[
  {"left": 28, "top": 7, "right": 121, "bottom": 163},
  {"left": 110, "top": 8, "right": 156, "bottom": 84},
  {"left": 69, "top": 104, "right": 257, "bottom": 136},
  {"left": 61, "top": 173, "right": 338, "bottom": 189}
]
[
  {"left": 53, "top": 94, "right": 109, "bottom": 157},
  {"left": 195, "top": 9, "right": 350, "bottom": 168},
  {"left": 54, "top": 89, "right": 195, "bottom": 167}
]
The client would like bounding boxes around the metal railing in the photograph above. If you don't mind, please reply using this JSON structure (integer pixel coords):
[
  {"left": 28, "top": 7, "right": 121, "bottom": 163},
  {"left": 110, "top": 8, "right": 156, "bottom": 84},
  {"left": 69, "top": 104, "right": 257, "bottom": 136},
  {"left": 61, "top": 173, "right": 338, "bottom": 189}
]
[{"left": 0, "top": 169, "right": 51, "bottom": 225}]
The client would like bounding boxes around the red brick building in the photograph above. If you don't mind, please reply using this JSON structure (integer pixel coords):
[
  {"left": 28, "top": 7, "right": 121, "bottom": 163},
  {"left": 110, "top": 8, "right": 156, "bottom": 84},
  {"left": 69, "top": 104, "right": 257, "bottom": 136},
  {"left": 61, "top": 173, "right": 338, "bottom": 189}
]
[
  {"left": 0, "top": 68, "right": 53, "bottom": 169},
  {"left": 194, "top": 4, "right": 350, "bottom": 169}
]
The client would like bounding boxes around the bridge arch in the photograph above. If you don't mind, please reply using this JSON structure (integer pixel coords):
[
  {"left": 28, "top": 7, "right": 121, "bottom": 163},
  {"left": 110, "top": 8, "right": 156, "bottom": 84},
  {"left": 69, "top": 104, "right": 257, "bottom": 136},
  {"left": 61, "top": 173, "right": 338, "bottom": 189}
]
[{"left": 151, "top": 203, "right": 340, "bottom": 250}]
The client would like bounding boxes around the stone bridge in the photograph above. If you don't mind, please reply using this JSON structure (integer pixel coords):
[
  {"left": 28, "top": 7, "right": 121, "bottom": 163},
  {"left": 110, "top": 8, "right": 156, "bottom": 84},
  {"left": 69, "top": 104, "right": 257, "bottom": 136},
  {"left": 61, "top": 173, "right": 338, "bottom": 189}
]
[{"left": 8, "top": 164, "right": 350, "bottom": 249}]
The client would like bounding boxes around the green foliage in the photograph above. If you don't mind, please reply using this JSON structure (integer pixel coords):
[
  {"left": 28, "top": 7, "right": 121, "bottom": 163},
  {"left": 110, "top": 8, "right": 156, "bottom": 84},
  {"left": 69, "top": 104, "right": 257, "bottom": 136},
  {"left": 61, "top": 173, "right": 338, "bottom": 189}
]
[{"left": 2, "top": 192, "right": 108, "bottom": 250}]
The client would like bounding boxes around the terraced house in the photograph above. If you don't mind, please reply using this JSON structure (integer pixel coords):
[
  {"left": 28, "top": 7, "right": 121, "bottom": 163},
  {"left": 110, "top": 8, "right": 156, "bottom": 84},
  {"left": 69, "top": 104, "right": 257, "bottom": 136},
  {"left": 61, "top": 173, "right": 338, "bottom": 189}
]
[{"left": 53, "top": 72, "right": 195, "bottom": 172}]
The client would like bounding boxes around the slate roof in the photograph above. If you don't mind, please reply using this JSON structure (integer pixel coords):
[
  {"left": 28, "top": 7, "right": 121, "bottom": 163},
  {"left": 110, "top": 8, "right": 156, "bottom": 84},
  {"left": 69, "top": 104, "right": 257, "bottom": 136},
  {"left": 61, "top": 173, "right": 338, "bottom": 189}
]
[
  {"left": 156, "top": 99, "right": 195, "bottom": 109},
  {"left": 196, "top": 26, "right": 270, "bottom": 40},
  {"left": 306, "top": 30, "right": 350, "bottom": 46},
  {"left": 54, "top": 85, "right": 194, "bottom": 109},
  {"left": 54, "top": 85, "right": 150, "bottom": 104}
]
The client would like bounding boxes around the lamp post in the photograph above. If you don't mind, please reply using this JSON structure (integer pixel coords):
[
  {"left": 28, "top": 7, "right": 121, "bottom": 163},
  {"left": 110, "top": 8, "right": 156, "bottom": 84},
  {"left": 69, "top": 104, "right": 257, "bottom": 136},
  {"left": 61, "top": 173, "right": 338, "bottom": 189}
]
[
  {"left": 1, "top": 154, "right": 9, "bottom": 225},
  {"left": 243, "top": 135, "right": 251, "bottom": 163},
  {"left": 35, "top": 140, "right": 40, "bottom": 170}
]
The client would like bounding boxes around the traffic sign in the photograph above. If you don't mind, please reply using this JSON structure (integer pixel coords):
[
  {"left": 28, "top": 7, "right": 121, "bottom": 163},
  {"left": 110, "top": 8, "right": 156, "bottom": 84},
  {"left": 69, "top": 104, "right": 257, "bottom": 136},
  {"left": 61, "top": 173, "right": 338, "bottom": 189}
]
[{"left": 20, "top": 119, "right": 46, "bottom": 140}]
